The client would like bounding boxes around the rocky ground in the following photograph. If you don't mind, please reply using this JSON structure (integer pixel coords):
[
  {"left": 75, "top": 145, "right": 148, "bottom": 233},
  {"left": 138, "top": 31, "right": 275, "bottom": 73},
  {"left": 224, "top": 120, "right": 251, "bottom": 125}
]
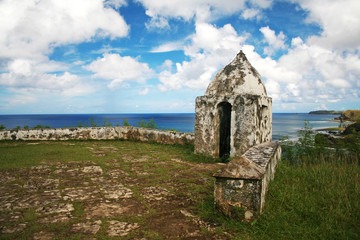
[{"left": 0, "top": 141, "right": 229, "bottom": 239}]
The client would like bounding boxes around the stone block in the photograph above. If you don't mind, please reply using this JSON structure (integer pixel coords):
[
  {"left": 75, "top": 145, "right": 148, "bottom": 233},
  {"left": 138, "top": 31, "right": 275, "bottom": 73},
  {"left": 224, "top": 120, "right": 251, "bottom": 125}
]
[{"left": 213, "top": 142, "right": 281, "bottom": 221}]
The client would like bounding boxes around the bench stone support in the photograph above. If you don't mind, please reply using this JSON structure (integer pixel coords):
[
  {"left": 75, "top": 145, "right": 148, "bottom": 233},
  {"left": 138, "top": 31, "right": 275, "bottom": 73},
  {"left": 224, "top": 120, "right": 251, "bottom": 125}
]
[{"left": 213, "top": 142, "right": 281, "bottom": 220}]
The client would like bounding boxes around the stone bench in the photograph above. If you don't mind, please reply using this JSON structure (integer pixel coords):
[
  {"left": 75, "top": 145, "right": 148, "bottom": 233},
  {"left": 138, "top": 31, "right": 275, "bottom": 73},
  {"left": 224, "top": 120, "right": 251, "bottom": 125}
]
[{"left": 213, "top": 142, "right": 281, "bottom": 221}]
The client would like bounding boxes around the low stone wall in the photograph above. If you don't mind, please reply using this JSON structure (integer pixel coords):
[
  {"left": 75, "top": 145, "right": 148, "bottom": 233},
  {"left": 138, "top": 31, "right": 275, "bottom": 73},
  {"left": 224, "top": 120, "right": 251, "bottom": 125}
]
[
  {"left": 213, "top": 142, "right": 281, "bottom": 221},
  {"left": 0, "top": 126, "right": 194, "bottom": 145}
]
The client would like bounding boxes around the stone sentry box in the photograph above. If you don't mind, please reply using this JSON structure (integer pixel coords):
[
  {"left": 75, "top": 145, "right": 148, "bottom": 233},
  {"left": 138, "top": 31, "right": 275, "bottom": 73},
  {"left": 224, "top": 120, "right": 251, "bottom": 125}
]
[
  {"left": 194, "top": 51, "right": 272, "bottom": 158},
  {"left": 194, "top": 50, "right": 281, "bottom": 220}
]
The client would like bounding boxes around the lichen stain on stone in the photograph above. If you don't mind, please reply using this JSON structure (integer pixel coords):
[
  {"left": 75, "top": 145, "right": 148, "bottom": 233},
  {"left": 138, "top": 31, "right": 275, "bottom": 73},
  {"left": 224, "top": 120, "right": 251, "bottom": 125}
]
[{"left": 223, "top": 64, "right": 238, "bottom": 76}]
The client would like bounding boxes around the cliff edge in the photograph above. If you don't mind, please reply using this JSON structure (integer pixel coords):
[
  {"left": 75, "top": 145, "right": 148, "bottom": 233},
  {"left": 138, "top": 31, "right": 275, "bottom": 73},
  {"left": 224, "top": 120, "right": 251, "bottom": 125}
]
[{"left": 335, "top": 110, "right": 360, "bottom": 122}]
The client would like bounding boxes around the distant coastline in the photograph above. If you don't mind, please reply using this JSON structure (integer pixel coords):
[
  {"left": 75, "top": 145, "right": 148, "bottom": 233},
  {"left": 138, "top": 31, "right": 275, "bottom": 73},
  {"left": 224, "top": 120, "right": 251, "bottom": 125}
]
[
  {"left": 309, "top": 109, "right": 360, "bottom": 122},
  {"left": 309, "top": 110, "right": 343, "bottom": 115}
]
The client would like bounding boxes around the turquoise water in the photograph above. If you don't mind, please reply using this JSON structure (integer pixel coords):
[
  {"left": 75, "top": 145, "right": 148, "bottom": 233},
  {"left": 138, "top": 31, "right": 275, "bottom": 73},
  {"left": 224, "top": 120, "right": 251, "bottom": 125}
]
[
  {"left": 0, "top": 113, "right": 341, "bottom": 141},
  {"left": 272, "top": 113, "right": 340, "bottom": 140}
]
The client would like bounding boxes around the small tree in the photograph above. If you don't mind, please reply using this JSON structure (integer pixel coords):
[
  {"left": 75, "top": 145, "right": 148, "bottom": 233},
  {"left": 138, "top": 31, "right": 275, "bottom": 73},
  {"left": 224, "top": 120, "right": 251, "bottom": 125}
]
[
  {"left": 122, "top": 118, "right": 131, "bottom": 126},
  {"left": 89, "top": 115, "right": 99, "bottom": 127},
  {"left": 295, "top": 120, "right": 316, "bottom": 156},
  {"left": 280, "top": 120, "right": 319, "bottom": 164},
  {"left": 145, "top": 119, "right": 158, "bottom": 129},
  {"left": 136, "top": 118, "right": 158, "bottom": 129},
  {"left": 77, "top": 121, "right": 84, "bottom": 128},
  {"left": 102, "top": 118, "right": 112, "bottom": 127}
]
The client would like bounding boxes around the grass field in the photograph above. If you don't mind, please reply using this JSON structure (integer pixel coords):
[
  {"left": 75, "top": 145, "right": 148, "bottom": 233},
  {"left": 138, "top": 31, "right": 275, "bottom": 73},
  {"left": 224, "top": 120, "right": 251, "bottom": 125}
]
[{"left": 0, "top": 140, "right": 359, "bottom": 239}]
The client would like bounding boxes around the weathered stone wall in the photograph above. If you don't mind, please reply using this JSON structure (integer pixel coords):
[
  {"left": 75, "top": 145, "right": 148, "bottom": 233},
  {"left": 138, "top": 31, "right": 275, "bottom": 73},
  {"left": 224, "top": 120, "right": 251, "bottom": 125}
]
[
  {"left": 213, "top": 142, "right": 281, "bottom": 221},
  {"left": 195, "top": 94, "right": 272, "bottom": 157},
  {"left": 0, "top": 126, "right": 194, "bottom": 145},
  {"left": 194, "top": 51, "right": 272, "bottom": 158}
]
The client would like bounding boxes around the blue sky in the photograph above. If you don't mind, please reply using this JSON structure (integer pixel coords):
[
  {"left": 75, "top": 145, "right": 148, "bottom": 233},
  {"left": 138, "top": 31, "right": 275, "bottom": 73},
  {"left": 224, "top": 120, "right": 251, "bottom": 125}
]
[{"left": 0, "top": 0, "right": 359, "bottom": 114}]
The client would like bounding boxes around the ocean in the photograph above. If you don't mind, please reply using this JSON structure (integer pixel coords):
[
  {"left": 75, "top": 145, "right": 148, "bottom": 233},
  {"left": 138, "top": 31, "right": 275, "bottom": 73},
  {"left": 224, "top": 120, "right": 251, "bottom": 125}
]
[{"left": 0, "top": 113, "right": 341, "bottom": 141}]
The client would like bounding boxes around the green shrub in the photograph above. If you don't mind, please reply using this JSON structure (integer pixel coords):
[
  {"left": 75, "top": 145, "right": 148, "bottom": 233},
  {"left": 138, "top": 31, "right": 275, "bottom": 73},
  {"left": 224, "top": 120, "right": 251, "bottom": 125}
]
[
  {"left": 144, "top": 118, "right": 158, "bottom": 129},
  {"left": 89, "top": 115, "right": 99, "bottom": 127},
  {"left": 102, "top": 118, "right": 112, "bottom": 127},
  {"left": 165, "top": 128, "right": 179, "bottom": 132},
  {"left": 0, "top": 124, "right": 5, "bottom": 130},
  {"left": 280, "top": 120, "right": 359, "bottom": 165},
  {"left": 136, "top": 118, "right": 158, "bottom": 129},
  {"left": 122, "top": 118, "right": 131, "bottom": 126},
  {"left": 33, "top": 125, "right": 50, "bottom": 129},
  {"left": 343, "top": 120, "right": 360, "bottom": 135},
  {"left": 77, "top": 120, "right": 88, "bottom": 128}
]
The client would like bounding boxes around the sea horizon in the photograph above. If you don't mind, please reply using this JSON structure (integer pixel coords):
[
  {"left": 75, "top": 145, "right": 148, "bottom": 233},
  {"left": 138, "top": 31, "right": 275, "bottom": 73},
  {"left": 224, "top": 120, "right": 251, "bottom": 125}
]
[{"left": 0, "top": 112, "right": 342, "bottom": 141}]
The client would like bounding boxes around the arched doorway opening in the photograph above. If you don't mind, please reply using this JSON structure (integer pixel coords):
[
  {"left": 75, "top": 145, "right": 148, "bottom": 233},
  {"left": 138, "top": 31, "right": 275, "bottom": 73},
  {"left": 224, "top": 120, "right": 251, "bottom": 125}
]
[{"left": 218, "top": 102, "right": 232, "bottom": 159}]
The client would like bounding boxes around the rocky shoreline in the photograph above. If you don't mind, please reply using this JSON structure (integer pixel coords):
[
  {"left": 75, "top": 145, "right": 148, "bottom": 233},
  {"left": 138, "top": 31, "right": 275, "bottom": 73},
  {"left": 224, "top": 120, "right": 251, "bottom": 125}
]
[{"left": 309, "top": 109, "right": 360, "bottom": 122}]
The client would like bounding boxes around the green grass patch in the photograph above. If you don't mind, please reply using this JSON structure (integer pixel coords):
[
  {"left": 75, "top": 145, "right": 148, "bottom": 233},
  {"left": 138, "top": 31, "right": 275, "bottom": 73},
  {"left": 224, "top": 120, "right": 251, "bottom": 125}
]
[
  {"left": 72, "top": 202, "right": 85, "bottom": 218},
  {"left": 195, "top": 121, "right": 360, "bottom": 239},
  {"left": 252, "top": 160, "right": 360, "bottom": 239},
  {"left": 22, "top": 208, "right": 38, "bottom": 223},
  {"left": 0, "top": 135, "right": 359, "bottom": 239},
  {"left": 196, "top": 160, "right": 360, "bottom": 239},
  {"left": 0, "top": 141, "right": 93, "bottom": 169}
]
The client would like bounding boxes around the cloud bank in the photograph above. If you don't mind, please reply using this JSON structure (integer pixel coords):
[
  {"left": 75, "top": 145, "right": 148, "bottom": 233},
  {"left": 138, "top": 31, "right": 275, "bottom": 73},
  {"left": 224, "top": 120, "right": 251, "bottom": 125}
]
[{"left": 0, "top": 0, "right": 359, "bottom": 113}]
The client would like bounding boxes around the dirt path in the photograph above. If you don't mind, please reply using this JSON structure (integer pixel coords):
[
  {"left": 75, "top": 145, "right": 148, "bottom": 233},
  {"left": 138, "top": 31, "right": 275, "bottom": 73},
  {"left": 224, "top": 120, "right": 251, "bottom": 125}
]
[{"left": 0, "top": 142, "right": 229, "bottom": 239}]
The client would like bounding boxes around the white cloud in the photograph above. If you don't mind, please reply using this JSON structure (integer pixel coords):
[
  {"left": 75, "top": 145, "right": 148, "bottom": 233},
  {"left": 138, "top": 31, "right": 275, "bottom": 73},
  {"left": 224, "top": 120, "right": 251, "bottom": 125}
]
[
  {"left": 0, "top": 0, "right": 129, "bottom": 59},
  {"left": 0, "top": 59, "right": 93, "bottom": 97},
  {"left": 0, "top": 0, "right": 130, "bottom": 105},
  {"left": 104, "top": 0, "right": 127, "bottom": 9},
  {"left": 150, "top": 41, "right": 184, "bottom": 53},
  {"left": 92, "top": 45, "right": 126, "bottom": 55},
  {"left": 291, "top": 0, "right": 360, "bottom": 51},
  {"left": 137, "top": 0, "right": 273, "bottom": 28},
  {"left": 145, "top": 16, "right": 170, "bottom": 30},
  {"left": 243, "top": 37, "right": 360, "bottom": 107},
  {"left": 241, "top": 8, "right": 260, "bottom": 20},
  {"left": 286, "top": 83, "right": 300, "bottom": 97},
  {"left": 73, "top": 60, "right": 85, "bottom": 66},
  {"left": 152, "top": 0, "right": 360, "bottom": 110},
  {"left": 158, "top": 23, "right": 246, "bottom": 91},
  {"left": 6, "top": 94, "right": 37, "bottom": 106},
  {"left": 249, "top": 0, "right": 272, "bottom": 8},
  {"left": 291, "top": 37, "right": 303, "bottom": 48},
  {"left": 259, "top": 26, "right": 286, "bottom": 56},
  {"left": 327, "top": 78, "right": 352, "bottom": 88},
  {"left": 185, "top": 23, "right": 247, "bottom": 57},
  {"left": 138, "top": 87, "right": 150, "bottom": 95},
  {"left": 320, "top": 104, "right": 328, "bottom": 110},
  {"left": 85, "top": 53, "right": 155, "bottom": 89},
  {"left": 159, "top": 59, "right": 173, "bottom": 70}
]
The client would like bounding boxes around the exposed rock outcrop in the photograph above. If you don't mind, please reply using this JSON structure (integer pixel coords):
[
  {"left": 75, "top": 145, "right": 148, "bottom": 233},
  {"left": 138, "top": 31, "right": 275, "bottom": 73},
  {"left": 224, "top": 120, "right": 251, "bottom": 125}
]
[{"left": 336, "top": 110, "right": 360, "bottom": 122}]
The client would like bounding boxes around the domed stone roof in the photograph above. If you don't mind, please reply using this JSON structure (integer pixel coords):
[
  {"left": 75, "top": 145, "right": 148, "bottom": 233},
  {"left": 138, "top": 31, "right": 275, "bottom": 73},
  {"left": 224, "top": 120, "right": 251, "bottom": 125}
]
[{"left": 205, "top": 51, "right": 267, "bottom": 97}]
